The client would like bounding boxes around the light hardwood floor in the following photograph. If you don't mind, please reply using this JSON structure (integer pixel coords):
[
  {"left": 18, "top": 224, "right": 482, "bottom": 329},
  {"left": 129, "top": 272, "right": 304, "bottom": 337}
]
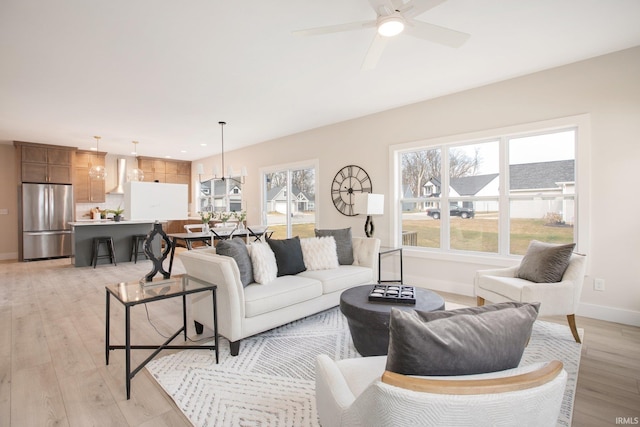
[{"left": 1, "top": 254, "right": 638, "bottom": 426}]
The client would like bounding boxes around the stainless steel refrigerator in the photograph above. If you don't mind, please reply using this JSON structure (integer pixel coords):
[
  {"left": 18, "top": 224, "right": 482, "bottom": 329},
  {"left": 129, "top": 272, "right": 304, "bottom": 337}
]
[{"left": 22, "top": 183, "right": 73, "bottom": 260}]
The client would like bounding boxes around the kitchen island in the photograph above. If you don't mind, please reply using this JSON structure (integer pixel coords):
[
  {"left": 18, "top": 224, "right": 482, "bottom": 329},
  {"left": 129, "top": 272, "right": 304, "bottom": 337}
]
[{"left": 70, "top": 220, "right": 164, "bottom": 267}]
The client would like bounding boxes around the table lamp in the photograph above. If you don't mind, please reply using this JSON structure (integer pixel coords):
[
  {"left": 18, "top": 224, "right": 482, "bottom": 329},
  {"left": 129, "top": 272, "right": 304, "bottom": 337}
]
[{"left": 354, "top": 193, "right": 384, "bottom": 237}]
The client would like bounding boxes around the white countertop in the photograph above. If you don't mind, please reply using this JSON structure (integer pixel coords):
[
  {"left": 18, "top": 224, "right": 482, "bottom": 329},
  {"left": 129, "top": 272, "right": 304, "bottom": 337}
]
[{"left": 69, "top": 219, "right": 161, "bottom": 226}]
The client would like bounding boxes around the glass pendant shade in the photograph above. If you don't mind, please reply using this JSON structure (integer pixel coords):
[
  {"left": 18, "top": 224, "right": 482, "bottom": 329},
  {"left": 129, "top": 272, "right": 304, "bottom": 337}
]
[
  {"left": 128, "top": 140, "right": 144, "bottom": 181},
  {"left": 89, "top": 136, "right": 107, "bottom": 180}
]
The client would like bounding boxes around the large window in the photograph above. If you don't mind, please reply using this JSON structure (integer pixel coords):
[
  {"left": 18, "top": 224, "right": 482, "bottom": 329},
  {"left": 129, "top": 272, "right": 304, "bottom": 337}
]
[
  {"left": 262, "top": 162, "right": 317, "bottom": 239},
  {"left": 398, "top": 126, "right": 579, "bottom": 256}
]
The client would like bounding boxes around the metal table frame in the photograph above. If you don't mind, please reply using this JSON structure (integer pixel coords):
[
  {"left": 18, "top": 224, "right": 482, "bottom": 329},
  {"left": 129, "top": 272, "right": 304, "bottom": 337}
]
[{"left": 105, "top": 274, "right": 218, "bottom": 399}]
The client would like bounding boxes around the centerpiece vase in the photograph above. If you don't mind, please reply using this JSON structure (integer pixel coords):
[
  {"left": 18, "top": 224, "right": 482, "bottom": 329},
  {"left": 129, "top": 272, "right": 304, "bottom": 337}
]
[{"left": 203, "top": 223, "right": 210, "bottom": 233}]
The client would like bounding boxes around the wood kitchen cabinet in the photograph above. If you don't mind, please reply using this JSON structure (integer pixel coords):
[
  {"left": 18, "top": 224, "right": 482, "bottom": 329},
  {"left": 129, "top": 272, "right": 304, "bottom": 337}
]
[
  {"left": 74, "top": 150, "right": 107, "bottom": 203},
  {"left": 137, "top": 156, "right": 192, "bottom": 202},
  {"left": 15, "top": 141, "right": 75, "bottom": 184}
]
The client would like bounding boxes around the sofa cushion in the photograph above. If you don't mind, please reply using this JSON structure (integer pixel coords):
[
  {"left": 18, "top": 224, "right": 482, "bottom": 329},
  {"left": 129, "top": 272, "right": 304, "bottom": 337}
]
[
  {"left": 300, "top": 236, "right": 339, "bottom": 271},
  {"left": 299, "top": 265, "right": 374, "bottom": 294},
  {"left": 517, "top": 240, "right": 576, "bottom": 283},
  {"left": 215, "top": 237, "right": 254, "bottom": 287},
  {"left": 315, "top": 228, "right": 354, "bottom": 265},
  {"left": 385, "top": 303, "right": 539, "bottom": 376},
  {"left": 267, "top": 236, "right": 307, "bottom": 277},
  {"left": 243, "top": 275, "right": 323, "bottom": 317},
  {"left": 249, "top": 242, "right": 278, "bottom": 284}
]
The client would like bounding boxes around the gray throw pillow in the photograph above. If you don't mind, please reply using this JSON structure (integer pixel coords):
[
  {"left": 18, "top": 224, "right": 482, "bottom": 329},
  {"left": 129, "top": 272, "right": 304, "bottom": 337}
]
[
  {"left": 385, "top": 303, "right": 540, "bottom": 376},
  {"left": 416, "top": 301, "right": 536, "bottom": 321},
  {"left": 517, "top": 240, "right": 576, "bottom": 283},
  {"left": 314, "top": 227, "right": 353, "bottom": 265},
  {"left": 266, "top": 236, "right": 306, "bottom": 277},
  {"left": 215, "top": 237, "right": 254, "bottom": 287}
]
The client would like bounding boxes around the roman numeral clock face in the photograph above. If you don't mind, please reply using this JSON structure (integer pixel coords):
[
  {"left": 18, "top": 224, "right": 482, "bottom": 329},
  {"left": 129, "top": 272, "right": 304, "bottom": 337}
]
[{"left": 331, "top": 165, "right": 372, "bottom": 216}]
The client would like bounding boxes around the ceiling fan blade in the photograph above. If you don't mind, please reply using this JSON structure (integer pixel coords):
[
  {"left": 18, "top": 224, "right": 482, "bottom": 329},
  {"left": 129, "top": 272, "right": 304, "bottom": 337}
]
[
  {"left": 368, "top": 0, "right": 396, "bottom": 15},
  {"left": 404, "top": 20, "right": 470, "bottom": 48},
  {"left": 362, "top": 34, "right": 389, "bottom": 70},
  {"left": 398, "top": 0, "right": 447, "bottom": 19},
  {"left": 292, "top": 20, "right": 376, "bottom": 36}
]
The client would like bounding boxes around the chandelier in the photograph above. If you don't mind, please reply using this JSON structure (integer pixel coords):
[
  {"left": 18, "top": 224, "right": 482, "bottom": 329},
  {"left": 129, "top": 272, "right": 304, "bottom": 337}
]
[
  {"left": 88, "top": 136, "right": 107, "bottom": 180},
  {"left": 196, "top": 121, "right": 247, "bottom": 184}
]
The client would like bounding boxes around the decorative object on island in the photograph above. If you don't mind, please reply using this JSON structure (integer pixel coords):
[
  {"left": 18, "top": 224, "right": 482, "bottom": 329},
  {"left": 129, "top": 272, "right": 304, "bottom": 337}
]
[
  {"left": 128, "top": 141, "right": 144, "bottom": 182},
  {"left": 109, "top": 205, "right": 125, "bottom": 222},
  {"left": 354, "top": 192, "right": 384, "bottom": 237},
  {"left": 143, "top": 222, "right": 173, "bottom": 282},
  {"left": 89, "top": 136, "right": 107, "bottom": 180},
  {"left": 331, "top": 165, "right": 373, "bottom": 216},
  {"left": 196, "top": 121, "right": 247, "bottom": 184}
]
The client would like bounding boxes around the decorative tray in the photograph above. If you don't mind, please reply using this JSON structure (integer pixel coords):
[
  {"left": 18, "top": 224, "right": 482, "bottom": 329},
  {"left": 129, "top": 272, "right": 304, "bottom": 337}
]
[{"left": 368, "top": 284, "right": 416, "bottom": 305}]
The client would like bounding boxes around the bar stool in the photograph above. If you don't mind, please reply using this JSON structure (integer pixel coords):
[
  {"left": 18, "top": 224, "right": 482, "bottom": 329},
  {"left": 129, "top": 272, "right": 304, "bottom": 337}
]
[
  {"left": 130, "top": 234, "right": 148, "bottom": 263},
  {"left": 92, "top": 236, "right": 117, "bottom": 268}
]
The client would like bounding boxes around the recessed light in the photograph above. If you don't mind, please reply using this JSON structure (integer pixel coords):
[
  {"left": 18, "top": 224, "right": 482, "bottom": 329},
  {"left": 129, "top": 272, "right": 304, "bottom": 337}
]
[
  {"left": 200, "top": 143, "right": 207, "bottom": 147},
  {"left": 180, "top": 150, "right": 187, "bottom": 153},
  {"left": 165, "top": 155, "right": 171, "bottom": 158}
]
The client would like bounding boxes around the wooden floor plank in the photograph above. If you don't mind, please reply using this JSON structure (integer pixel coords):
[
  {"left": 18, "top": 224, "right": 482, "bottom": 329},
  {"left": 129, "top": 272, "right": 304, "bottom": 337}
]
[{"left": 3, "top": 256, "right": 640, "bottom": 426}]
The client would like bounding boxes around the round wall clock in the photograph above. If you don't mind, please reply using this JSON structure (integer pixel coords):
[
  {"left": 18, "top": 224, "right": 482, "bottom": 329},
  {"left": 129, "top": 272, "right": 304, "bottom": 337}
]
[{"left": 331, "top": 165, "right": 372, "bottom": 216}]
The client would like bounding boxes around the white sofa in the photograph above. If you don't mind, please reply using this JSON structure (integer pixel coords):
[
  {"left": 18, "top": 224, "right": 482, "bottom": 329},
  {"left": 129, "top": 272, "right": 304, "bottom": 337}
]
[{"left": 180, "top": 237, "right": 380, "bottom": 355}]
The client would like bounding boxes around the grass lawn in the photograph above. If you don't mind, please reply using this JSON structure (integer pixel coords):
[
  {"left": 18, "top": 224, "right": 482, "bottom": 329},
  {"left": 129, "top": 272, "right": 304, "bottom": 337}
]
[{"left": 267, "top": 214, "right": 573, "bottom": 255}]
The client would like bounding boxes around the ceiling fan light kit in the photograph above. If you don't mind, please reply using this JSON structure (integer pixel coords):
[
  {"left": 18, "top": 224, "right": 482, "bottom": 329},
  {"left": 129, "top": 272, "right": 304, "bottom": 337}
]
[{"left": 377, "top": 15, "right": 405, "bottom": 37}]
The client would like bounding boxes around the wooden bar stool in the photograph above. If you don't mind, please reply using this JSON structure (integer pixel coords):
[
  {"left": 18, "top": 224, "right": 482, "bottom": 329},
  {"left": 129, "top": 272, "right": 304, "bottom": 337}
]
[
  {"left": 92, "top": 236, "right": 117, "bottom": 268},
  {"left": 130, "top": 234, "right": 148, "bottom": 263}
]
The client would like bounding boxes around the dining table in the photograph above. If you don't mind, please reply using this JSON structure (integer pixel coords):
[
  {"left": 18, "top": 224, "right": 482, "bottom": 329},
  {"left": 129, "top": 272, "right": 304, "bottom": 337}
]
[{"left": 166, "top": 227, "right": 272, "bottom": 274}]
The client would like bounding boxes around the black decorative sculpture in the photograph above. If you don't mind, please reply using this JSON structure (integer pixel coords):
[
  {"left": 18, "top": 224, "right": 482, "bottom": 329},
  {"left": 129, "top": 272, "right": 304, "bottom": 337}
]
[{"left": 143, "top": 222, "right": 172, "bottom": 282}]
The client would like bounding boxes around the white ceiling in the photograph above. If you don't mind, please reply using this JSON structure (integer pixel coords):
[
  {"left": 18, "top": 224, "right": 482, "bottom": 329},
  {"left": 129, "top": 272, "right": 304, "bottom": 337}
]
[{"left": 1, "top": 0, "right": 639, "bottom": 161}]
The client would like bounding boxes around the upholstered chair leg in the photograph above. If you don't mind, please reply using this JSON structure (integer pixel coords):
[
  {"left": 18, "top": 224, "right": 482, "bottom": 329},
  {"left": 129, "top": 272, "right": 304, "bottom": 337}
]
[
  {"left": 477, "top": 296, "right": 485, "bottom": 307},
  {"left": 567, "top": 314, "right": 581, "bottom": 343}
]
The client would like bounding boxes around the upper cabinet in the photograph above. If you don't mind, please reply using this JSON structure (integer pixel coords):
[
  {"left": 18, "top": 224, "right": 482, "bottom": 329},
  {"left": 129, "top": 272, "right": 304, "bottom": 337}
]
[
  {"left": 15, "top": 141, "right": 75, "bottom": 184},
  {"left": 74, "top": 150, "right": 107, "bottom": 203},
  {"left": 137, "top": 156, "right": 192, "bottom": 202}
]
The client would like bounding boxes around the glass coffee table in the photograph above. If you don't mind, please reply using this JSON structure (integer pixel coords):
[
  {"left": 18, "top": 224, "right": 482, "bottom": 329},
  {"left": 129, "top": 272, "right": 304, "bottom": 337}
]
[
  {"left": 340, "top": 284, "right": 445, "bottom": 356},
  {"left": 105, "top": 274, "right": 218, "bottom": 399}
]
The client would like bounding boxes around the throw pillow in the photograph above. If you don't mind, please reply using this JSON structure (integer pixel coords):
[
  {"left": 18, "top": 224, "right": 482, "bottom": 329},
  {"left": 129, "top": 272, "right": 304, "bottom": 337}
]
[
  {"left": 314, "top": 227, "right": 354, "bottom": 265},
  {"left": 300, "top": 236, "right": 339, "bottom": 271},
  {"left": 517, "top": 240, "right": 576, "bottom": 283},
  {"left": 385, "top": 303, "right": 540, "bottom": 376},
  {"left": 249, "top": 242, "right": 278, "bottom": 284},
  {"left": 416, "top": 301, "right": 538, "bottom": 321},
  {"left": 266, "top": 236, "right": 306, "bottom": 277},
  {"left": 215, "top": 237, "right": 254, "bottom": 287}
]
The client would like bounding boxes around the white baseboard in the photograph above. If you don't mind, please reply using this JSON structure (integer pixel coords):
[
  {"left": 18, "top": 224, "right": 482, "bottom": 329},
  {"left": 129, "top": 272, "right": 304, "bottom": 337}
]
[
  {"left": 404, "top": 272, "right": 640, "bottom": 327},
  {"left": 578, "top": 302, "right": 640, "bottom": 327},
  {"left": 0, "top": 252, "right": 18, "bottom": 261}
]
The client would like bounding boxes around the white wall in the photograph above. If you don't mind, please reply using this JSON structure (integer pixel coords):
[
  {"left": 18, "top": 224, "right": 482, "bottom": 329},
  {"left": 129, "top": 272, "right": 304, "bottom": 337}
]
[{"left": 193, "top": 46, "right": 640, "bottom": 325}]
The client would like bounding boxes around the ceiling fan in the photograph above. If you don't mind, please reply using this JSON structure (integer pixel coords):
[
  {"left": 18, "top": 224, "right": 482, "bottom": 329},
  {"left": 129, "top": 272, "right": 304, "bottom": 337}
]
[{"left": 293, "top": 0, "right": 470, "bottom": 70}]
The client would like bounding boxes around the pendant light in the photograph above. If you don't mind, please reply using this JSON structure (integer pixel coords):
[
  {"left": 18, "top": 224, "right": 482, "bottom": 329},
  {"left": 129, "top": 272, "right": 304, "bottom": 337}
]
[
  {"left": 196, "top": 121, "right": 247, "bottom": 184},
  {"left": 88, "top": 136, "right": 107, "bottom": 180},
  {"left": 128, "top": 141, "right": 145, "bottom": 182}
]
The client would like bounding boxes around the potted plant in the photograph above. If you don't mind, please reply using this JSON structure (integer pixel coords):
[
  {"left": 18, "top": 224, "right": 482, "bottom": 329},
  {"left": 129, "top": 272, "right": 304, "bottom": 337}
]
[{"left": 109, "top": 206, "right": 125, "bottom": 222}]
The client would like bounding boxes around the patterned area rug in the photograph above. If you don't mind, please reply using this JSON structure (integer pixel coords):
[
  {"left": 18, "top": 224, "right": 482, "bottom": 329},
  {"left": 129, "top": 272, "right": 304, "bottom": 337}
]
[{"left": 146, "top": 307, "right": 582, "bottom": 427}]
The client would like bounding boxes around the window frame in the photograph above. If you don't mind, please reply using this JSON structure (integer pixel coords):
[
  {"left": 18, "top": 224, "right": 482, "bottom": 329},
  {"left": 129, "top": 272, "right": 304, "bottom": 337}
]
[
  {"left": 259, "top": 159, "right": 319, "bottom": 238},
  {"left": 389, "top": 114, "right": 591, "bottom": 262}
]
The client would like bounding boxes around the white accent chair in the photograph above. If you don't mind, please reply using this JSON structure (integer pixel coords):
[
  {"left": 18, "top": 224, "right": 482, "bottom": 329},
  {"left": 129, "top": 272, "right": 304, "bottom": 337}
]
[
  {"left": 475, "top": 253, "right": 586, "bottom": 343},
  {"left": 315, "top": 354, "right": 567, "bottom": 427}
]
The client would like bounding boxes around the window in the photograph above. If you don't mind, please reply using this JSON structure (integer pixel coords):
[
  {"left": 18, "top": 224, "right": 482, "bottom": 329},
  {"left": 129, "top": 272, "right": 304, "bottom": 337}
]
[
  {"left": 397, "top": 124, "right": 581, "bottom": 256},
  {"left": 262, "top": 161, "right": 317, "bottom": 239}
]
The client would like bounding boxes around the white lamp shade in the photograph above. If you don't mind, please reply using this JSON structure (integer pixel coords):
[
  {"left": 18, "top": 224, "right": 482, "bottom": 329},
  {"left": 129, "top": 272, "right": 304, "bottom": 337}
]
[{"left": 354, "top": 193, "right": 384, "bottom": 215}]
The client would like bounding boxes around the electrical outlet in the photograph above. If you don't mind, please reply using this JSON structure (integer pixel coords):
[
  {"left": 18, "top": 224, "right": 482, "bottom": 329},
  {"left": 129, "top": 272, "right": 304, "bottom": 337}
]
[
  {"left": 594, "top": 278, "right": 605, "bottom": 291},
  {"left": 0, "top": 208, "right": 8, "bottom": 215}
]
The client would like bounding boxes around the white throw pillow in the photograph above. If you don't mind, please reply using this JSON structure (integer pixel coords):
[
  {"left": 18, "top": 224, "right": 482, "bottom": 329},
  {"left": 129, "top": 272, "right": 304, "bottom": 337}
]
[
  {"left": 300, "top": 236, "right": 339, "bottom": 271},
  {"left": 249, "top": 242, "right": 278, "bottom": 284}
]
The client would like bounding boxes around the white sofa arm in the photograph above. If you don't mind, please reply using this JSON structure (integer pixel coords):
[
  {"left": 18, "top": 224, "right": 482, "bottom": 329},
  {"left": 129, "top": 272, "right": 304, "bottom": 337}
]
[
  {"left": 179, "top": 248, "right": 246, "bottom": 340},
  {"left": 315, "top": 354, "right": 357, "bottom": 427}
]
